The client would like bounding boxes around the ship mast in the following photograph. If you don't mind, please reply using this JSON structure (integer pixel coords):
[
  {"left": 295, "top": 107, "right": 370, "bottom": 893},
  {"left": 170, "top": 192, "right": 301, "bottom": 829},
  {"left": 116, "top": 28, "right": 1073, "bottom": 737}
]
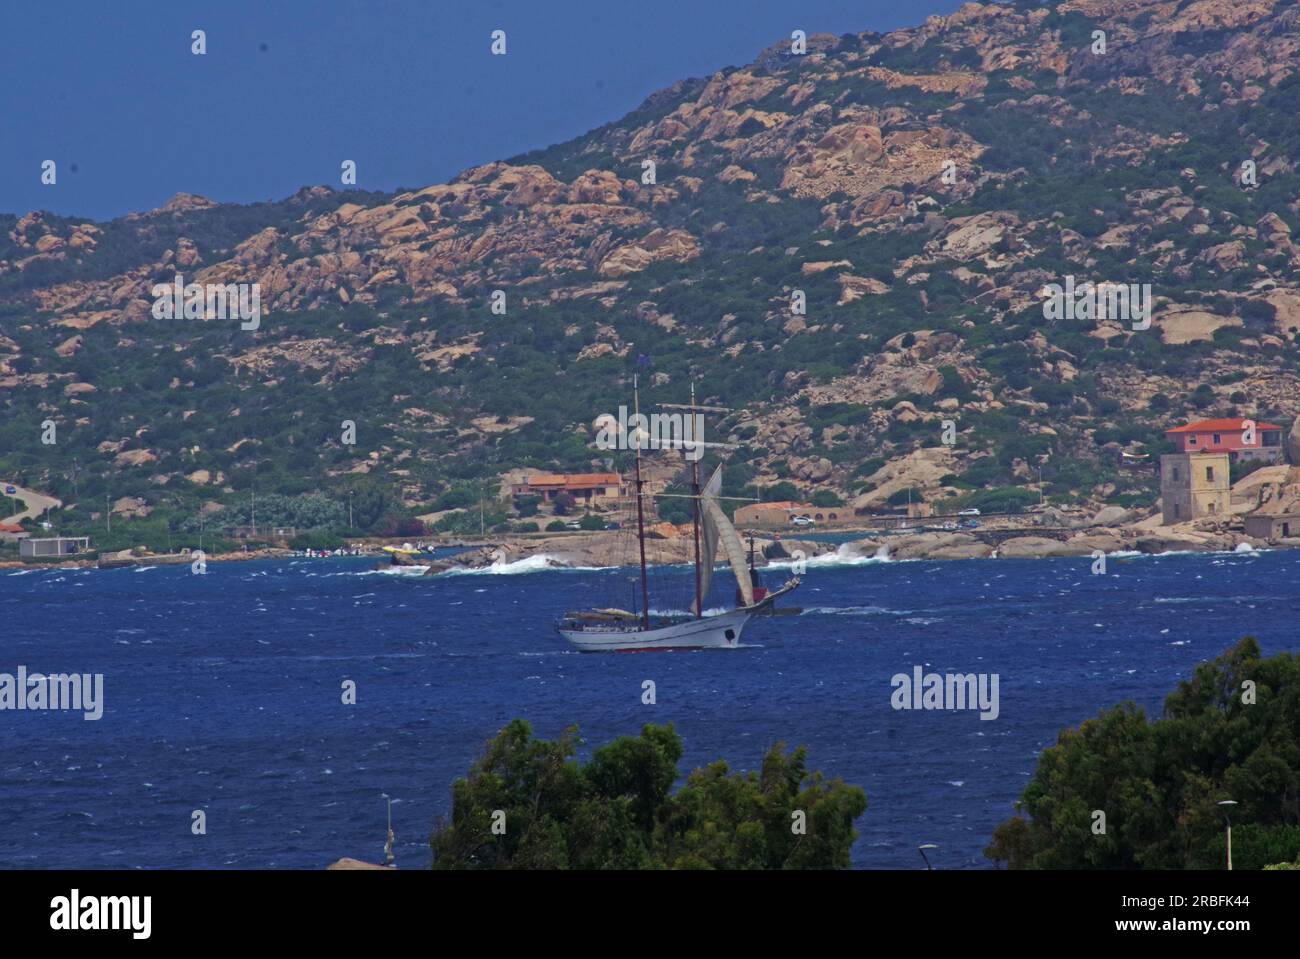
[
  {"left": 690, "top": 383, "right": 702, "bottom": 619},
  {"left": 632, "top": 377, "right": 651, "bottom": 630},
  {"left": 660, "top": 394, "right": 735, "bottom": 617}
]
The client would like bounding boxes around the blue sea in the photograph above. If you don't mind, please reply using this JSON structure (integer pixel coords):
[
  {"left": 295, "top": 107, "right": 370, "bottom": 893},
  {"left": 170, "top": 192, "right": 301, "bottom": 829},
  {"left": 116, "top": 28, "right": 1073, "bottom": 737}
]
[{"left": 2, "top": 546, "right": 1297, "bottom": 870}]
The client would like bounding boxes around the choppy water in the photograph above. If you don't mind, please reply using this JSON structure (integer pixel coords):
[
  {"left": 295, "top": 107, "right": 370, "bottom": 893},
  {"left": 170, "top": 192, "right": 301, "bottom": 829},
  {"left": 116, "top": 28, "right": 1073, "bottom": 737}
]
[{"left": 2, "top": 547, "right": 1296, "bottom": 869}]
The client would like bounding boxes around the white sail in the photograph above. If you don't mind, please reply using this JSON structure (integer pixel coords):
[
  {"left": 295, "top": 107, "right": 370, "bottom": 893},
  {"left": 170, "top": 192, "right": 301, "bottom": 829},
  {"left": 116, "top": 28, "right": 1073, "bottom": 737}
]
[
  {"left": 699, "top": 466, "right": 754, "bottom": 608},
  {"left": 694, "top": 466, "right": 723, "bottom": 615}
]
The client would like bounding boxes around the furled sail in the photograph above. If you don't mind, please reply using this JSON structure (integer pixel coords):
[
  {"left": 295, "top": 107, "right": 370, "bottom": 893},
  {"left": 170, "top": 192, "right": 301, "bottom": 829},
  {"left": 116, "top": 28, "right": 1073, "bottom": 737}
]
[{"left": 698, "top": 465, "right": 754, "bottom": 609}]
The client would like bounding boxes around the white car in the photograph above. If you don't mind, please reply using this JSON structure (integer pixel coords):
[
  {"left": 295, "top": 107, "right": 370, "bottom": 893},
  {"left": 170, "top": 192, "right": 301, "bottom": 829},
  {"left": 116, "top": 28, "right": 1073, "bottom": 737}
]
[
  {"left": 791, "top": 515, "right": 815, "bottom": 527},
  {"left": 957, "top": 508, "right": 981, "bottom": 516}
]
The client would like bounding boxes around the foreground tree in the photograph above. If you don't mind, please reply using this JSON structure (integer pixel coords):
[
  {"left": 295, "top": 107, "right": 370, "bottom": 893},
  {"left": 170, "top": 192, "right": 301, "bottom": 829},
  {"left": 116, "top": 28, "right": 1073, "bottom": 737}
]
[
  {"left": 986, "top": 638, "right": 1300, "bottom": 869},
  {"left": 430, "top": 720, "right": 867, "bottom": 869}
]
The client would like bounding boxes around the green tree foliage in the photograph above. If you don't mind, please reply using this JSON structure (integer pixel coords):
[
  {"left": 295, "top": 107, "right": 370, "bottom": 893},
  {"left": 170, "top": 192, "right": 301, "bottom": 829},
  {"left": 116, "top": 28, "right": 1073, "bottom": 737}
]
[
  {"left": 986, "top": 638, "right": 1300, "bottom": 869},
  {"left": 811, "top": 489, "right": 843, "bottom": 508},
  {"left": 430, "top": 720, "right": 867, "bottom": 869},
  {"left": 182, "top": 492, "right": 346, "bottom": 532}
]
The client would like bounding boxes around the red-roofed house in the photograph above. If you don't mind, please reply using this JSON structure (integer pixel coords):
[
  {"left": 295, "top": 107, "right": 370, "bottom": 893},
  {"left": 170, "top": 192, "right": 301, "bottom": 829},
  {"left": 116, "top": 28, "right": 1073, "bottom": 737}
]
[
  {"left": 510, "top": 472, "right": 626, "bottom": 504},
  {"left": 0, "top": 522, "right": 28, "bottom": 542},
  {"left": 1165, "top": 418, "right": 1285, "bottom": 464}
]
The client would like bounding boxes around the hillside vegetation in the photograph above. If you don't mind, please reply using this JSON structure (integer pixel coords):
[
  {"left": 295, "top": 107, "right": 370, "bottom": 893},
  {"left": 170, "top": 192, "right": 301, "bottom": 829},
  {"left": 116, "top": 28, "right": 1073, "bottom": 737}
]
[{"left": 4, "top": 0, "right": 1300, "bottom": 536}]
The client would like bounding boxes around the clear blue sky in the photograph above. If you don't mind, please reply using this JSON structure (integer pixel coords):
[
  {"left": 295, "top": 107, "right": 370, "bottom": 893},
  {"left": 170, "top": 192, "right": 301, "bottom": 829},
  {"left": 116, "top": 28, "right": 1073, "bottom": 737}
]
[{"left": 1, "top": 0, "right": 961, "bottom": 221}]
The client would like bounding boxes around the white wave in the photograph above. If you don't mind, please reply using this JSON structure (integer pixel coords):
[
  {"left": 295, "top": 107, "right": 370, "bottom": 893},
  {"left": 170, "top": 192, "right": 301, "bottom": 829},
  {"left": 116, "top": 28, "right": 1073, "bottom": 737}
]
[
  {"left": 767, "top": 542, "right": 892, "bottom": 570},
  {"left": 803, "top": 605, "right": 913, "bottom": 617},
  {"left": 445, "top": 554, "right": 602, "bottom": 575},
  {"left": 6, "top": 569, "right": 36, "bottom": 576},
  {"left": 373, "top": 565, "right": 430, "bottom": 577}
]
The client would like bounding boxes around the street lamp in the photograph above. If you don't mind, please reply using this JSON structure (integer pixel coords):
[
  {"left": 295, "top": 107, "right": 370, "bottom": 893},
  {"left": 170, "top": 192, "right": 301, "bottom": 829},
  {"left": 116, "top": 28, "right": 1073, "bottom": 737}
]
[
  {"left": 381, "top": 793, "right": 394, "bottom": 867},
  {"left": 1217, "top": 801, "right": 1238, "bottom": 871},
  {"left": 918, "top": 843, "right": 938, "bottom": 870}
]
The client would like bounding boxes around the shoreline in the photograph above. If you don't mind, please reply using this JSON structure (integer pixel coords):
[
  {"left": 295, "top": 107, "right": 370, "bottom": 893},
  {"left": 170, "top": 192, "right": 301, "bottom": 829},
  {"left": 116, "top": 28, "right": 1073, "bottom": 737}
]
[
  {"left": 4, "top": 522, "right": 1294, "bottom": 575},
  {"left": 427, "top": 514, "right": 1289, "bottom": 570},
  {"left": 0, "top": 546, "right": 300, "bottom": 571}
]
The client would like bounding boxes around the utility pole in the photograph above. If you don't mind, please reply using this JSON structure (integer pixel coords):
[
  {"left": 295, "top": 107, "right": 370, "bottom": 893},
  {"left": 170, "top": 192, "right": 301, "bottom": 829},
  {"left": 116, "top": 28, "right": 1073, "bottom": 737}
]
[
  {"left": 251, "top": 489, "right": 256, "bottom": 535},
  {"left": 1218, "top": 800, "right": 1238, "bottom": 871},
  {"left": 347, "top": 489, "right": 354, "bottom": 530},
  {"left": 105, "top": 493, "right": 111, "bottom": 534}
]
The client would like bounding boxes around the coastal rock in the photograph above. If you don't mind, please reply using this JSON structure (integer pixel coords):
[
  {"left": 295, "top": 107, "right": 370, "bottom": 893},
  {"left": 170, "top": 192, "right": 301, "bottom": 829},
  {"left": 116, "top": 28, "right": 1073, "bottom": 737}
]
[
  {"left": 1066, "top": 531, "right": 1127, "bottom": 555},
  {"left": 924, "top": 537, "right": 995, "bottom": 561},
  {"left": 884, "top": 532, "right": 990, "bottom": 561},
  {"left": 645, "top": 522, "right": 682, "bottom": 540},
  {"left": 1135, "top": 531, "right": 1216, "bottom": 554},
  {"left": 996, "top": 536, "right": 1081, "bottom": 559},
  {"left": 1090, "top": 505, "right": 1133, "bottom": 527}
]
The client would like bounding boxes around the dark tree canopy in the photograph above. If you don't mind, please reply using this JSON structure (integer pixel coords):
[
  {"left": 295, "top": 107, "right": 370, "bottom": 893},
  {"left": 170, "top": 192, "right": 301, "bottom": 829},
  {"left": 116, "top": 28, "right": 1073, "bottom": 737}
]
[
  {"left": 986, "top": 638, "right": 1300, "bottom": 870},
  {"left": 430, "top": 720, "right": 867, "bottom": 869}
]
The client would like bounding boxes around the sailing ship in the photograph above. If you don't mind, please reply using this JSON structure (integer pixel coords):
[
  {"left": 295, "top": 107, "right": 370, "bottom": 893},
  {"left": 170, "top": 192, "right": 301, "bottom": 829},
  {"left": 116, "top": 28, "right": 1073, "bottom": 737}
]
[{"left": 557, "top": 384, "right": 799, "bottom": 651}]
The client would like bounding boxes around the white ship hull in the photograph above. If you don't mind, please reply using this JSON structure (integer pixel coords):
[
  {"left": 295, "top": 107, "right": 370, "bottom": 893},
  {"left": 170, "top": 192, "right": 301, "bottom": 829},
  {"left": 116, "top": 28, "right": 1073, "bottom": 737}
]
[{"left": 559, "top": 607, "right": 754, "bottom": 652}]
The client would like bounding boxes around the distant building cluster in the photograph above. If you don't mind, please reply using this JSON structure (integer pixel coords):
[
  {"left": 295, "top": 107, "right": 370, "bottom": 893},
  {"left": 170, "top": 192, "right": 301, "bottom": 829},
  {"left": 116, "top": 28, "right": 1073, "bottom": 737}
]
[
  {"left": 1160, "top": 418, "right": 1300, "bottom": 535},
  {"left": 510, "top": 473, "right": 626, "bottom": 505}
]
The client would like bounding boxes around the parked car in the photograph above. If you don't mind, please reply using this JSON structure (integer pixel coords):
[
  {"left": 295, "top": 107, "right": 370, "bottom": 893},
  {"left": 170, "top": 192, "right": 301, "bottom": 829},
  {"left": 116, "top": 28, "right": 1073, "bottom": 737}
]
[
  {"left": 564, "top": 522, "right": 581, "bottom": 531},
  {"left": 4, "top": 485, "right": 15, "bottom": 495},
  {"left": 960, "top": 519, "right": 980, "bottom": 529},
  {"left": 957, "top": 508, "right": 981, "bottom": 516},
  {"left": 603, "top": 522, "right": 621, "bottom": 530},
  {"left": 791, "top": 515, "right": 815, "bottom": 527}
]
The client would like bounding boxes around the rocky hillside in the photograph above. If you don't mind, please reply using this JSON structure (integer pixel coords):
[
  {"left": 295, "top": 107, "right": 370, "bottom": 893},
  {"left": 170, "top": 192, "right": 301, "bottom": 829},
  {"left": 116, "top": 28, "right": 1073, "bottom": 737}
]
[{"left": 4, "top": 0, "right": 1300, "bottom": 529}]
